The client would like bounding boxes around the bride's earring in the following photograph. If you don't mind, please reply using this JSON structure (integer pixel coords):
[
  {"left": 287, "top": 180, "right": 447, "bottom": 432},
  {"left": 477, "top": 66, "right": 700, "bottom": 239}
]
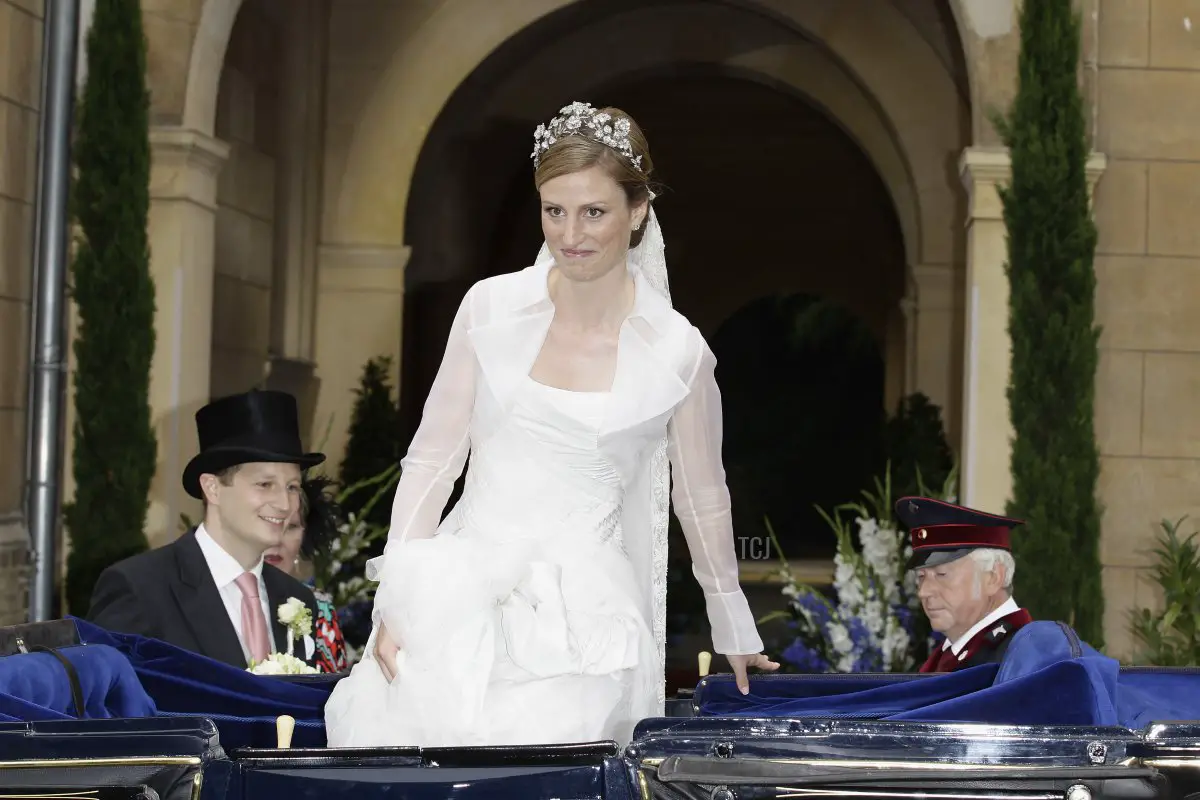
[{"left": 633, "top": 221, "right": 641, "bottom": 231}]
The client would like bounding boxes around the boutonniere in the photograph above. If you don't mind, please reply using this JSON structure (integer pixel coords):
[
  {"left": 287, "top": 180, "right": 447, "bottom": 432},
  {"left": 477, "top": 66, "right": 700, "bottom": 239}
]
[
  {"left": 277, "top": 597, "right": 314, "bottom": 642},
  {"left": 277, "top": 597, "right": 314, "bottom": 656},
  {"left": 246, "top": 597, "right": 319, "bottom": 676}
]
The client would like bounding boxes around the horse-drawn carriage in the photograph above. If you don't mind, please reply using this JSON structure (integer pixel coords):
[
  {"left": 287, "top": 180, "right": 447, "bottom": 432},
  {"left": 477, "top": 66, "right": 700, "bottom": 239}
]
[{"left": 1, "top": 617, "right": 1197, "bottom": 800}]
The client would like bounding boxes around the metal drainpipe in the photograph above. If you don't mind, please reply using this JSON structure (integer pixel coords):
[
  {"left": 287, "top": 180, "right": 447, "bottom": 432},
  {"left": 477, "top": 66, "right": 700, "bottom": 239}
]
[
  {"left": 1090, "top": 0, "right": 1100, "bottom": 145},
  {"left": 24, "top": 0, "right": 81, "bottom": 622}
]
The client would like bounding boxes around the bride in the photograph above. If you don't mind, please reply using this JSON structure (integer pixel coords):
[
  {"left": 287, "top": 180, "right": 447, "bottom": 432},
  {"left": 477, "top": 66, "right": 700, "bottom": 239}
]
[{"left": 324, "top": 101, "right": 777, "bottom": 748}]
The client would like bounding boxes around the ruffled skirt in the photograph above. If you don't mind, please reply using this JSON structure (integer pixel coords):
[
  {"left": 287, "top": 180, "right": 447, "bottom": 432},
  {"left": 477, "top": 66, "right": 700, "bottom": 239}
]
[{"left": 323, "top": 528, "right": 659, "bottom": 747}]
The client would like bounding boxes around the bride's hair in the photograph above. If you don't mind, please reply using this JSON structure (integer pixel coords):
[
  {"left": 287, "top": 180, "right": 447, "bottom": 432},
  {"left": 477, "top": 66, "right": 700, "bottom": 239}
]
[{"left": 532, "top": 103, "right": 656, "bottom": 247}]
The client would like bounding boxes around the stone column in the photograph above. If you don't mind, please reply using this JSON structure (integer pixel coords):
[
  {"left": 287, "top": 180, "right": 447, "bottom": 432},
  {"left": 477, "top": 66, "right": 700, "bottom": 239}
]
[
  {"left": 146, "top": 126, "right": 230, "bottom": 546},
  {"left": 265, "top": 0, "right": 329, "bottom": 432},
  {"left": 908, "top": 263, "right": 962, "bottom": 443},
  {"left": 312, "top": 244, "right": 410, "bottom": 464},
  {"left": 958, "top": 146, "right": 1106, "bottom": 513},
  {"left": 958, "top": 147, "right": 1016, "bottom": 512}
]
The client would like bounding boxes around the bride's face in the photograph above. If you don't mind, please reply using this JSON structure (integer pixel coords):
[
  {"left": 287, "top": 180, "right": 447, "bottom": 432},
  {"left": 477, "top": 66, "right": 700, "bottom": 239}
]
[{"left": 539, "top": 165, "right": 646, "bottom": 283}]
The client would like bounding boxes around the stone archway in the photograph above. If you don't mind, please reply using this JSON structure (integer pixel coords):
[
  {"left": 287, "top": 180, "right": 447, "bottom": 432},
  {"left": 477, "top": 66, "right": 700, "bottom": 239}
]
[
  {"left": 128, "top": 0, "right": 986, "bottom": 544},
  {"left": 400, "top": 58, "right": 910, "bottom": 549},
  {"left": 329, "top": 0, "right": 970, "bottom": 266},
  {"left": 399, "top": 59, "right": 910, "bottom": 412},
  {"left": 319, "top": 0, "right": 974, "bottom": 460},
  {"left": 317, "top": 0, "right": 974, "bottom": 468},
  {"left": 182, "top": 0, "right": 246, "bottom": 136},
  {"left": 366, "top": 1, "right": 977, "bottom": 583}
]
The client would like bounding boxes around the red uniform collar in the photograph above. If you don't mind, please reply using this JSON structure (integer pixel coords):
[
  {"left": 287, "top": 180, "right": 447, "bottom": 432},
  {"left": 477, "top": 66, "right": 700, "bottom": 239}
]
[{"left": 919, "top": 608, "right": 1032, "bottom": 673}]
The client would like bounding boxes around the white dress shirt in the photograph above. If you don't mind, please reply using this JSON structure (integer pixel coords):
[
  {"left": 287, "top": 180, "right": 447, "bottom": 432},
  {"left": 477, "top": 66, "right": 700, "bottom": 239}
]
[
  {"left": 942, "top": 596, "right": 1020, "bottom": 658},
  {"left": 195, "top": 523, "right": 275, "bottom": 663}
]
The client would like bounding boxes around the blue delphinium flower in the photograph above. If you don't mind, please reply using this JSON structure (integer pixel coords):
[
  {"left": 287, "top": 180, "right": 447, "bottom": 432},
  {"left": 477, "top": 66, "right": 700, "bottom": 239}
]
[
  {"left": 783, "top": 638, "right": 831, "bottom": 673},
  {"left": 792, "top": 590, "right": 833, "bottom": 628}
]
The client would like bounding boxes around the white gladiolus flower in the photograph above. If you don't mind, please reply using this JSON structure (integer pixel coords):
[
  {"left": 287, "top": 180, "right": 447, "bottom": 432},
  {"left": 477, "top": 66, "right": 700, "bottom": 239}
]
[
  {"left": 827, "top": 622, "right": 853, "bottom": 654},
  {"left": 768, "top": 479, "right": 955, "bottom": 675},
  {"left": 862, "top": 598, "right": 885, "bottom": 638},
  {"left": 833, "top": 558, "right": 862, "bottom": 608}
]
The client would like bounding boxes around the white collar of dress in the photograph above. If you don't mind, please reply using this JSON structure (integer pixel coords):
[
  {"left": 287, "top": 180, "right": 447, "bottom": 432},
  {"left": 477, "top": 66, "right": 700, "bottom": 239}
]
[
  {"left": 468, "top": 259, "right": 690, "bottom": 438},
  {"left": 512, "top": 257, "right": 677, "bottom": 337}
]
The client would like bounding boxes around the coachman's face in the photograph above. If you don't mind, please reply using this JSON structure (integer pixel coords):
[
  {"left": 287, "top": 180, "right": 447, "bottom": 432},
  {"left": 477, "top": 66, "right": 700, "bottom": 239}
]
[{"left": 915, "top": 556, "right": 997, "bottom": 643}]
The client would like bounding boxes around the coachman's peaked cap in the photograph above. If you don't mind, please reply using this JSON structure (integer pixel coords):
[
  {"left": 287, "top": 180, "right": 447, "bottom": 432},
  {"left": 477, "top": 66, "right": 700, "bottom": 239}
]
[
  {"left": 182, "top": 390, "right": 325, "bottom": 499},
  {"left": 895, "top": 496, "right": 1024, "bottom": 569}
]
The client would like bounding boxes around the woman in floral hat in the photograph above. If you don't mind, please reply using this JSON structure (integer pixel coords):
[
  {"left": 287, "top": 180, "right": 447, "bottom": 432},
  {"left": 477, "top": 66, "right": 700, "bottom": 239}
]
[{"left": 263, "top": 476, "right": 350, "bottom": 673}]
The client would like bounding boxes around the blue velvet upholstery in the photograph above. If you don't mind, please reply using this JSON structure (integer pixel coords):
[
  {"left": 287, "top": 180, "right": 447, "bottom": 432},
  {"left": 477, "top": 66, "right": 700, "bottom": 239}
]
[
  {"left": 698, "top": 621, "right": 1200, "bottom": 728},
  {"left": 73, "top": 618, "right": 338, "bottom": 750},
  {"left": 0, "top": 641, "right": 157, "bottom": 722},
  {"left": 1115, "top": 669, "right": 1200, "bottom": 729},
  {"left": 4, "top": 616, "right": 1197, "bottom": 753}
]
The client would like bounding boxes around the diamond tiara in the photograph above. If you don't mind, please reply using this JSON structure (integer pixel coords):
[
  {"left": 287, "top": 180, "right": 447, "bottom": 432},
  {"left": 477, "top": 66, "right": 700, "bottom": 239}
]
[{"left": 531, "top": 101, "right": 644, "bottom": 173}]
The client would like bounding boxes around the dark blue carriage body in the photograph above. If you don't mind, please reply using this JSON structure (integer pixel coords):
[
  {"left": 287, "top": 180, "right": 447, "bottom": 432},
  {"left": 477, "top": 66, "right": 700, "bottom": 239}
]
[{"left": 0, "top": 618, "right": 1197, "bottom": 800}]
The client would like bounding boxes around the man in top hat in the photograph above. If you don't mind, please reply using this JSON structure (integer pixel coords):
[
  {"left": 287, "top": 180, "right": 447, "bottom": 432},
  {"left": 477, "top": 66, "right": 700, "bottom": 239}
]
[
  {"left": 895, "top": 496, "right": 1032, "bottom": 673},
  {"left": 88, "top": 390, "right": 327, "bottom": 670}
]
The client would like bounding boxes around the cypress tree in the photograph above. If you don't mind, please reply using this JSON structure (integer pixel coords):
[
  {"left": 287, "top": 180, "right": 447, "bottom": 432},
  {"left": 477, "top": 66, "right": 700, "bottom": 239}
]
[
  {"left": 883, "top": 392, "right": 954, "bottom": 501},
  {"left": 998, "top": 0, "right": 1104, "bottom": 646},
  {"left": 63, "top": 0, "right": 157, "bottom": 616},
  {"left": 338, "top": 356, "right": 403, "bottom": 528}
]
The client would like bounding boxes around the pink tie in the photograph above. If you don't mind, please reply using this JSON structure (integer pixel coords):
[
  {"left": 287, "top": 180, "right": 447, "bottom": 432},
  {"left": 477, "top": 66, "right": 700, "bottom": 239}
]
[{"left": 234, "top": 572, "right": 271, "bottom": 664}]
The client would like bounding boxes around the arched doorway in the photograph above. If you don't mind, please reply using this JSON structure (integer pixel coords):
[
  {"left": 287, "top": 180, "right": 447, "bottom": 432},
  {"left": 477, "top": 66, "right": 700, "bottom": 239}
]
[
  {"left": 402, "top": 75, "right": 909, "bottom": 561},
  {"left": 317, "top": 0, "right": 970, "bottom": 673},
  {"left": 322, "top": 0, "right": 973, "bottom": 480}
]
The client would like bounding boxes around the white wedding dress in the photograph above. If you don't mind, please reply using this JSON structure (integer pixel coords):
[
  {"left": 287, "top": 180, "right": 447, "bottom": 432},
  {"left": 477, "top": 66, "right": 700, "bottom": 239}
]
[
  {"left": 325, "top": 377, "right": 660, "bottom": 746},
  {"left": 324, "top": 214, "right": 764, "bottom": 748}
]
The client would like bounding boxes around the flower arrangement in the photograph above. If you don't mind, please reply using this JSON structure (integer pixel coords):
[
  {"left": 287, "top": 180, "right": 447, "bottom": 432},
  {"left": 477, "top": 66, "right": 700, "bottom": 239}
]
[
  {"left": 309, "top": 464, "right": 399, "bottom": 612},
  {"left": 762, "top": 465, "right": 957, "bottom": 673},
  {"left": 247, "top": 596, "right": 320, "bottom": 675}
]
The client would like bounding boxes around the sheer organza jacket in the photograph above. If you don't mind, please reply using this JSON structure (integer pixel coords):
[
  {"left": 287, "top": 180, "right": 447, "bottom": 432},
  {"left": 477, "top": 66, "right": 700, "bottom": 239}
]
[{"left": 367, "top": 259, "right": 764, "bottom": 686}]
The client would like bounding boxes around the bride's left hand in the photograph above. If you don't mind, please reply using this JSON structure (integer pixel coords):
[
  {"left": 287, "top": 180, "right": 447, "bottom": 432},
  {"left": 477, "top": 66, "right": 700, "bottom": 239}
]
[{"left": 727, "top": 652, "right": 780, "bottom": 695}]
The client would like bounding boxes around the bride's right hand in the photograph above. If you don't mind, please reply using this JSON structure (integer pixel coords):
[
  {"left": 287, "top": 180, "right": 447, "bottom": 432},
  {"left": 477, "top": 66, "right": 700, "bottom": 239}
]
[{"left": 374, "top": 622, "right": 399, "bottom": 682}]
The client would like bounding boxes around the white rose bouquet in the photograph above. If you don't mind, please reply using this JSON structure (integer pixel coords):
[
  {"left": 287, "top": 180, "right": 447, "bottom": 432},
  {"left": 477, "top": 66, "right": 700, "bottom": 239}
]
[
  {"left": 246, "top": 596, "right": 320, "bottom": 676},
  {"left": 248, "top": 652, "right": 311, "bottom": 675}
]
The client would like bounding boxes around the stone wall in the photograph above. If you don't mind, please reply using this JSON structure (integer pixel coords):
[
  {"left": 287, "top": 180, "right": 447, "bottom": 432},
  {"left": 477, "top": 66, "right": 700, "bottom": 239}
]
[
  {"left": 210, "top": 0, "right": 280, "bottom": 399},
  {"left": 0, "top": 0, "right": 42, "bottom": 624},
  {"left": 1092, "top": 0, "right": 1200, "bottom": 658}
]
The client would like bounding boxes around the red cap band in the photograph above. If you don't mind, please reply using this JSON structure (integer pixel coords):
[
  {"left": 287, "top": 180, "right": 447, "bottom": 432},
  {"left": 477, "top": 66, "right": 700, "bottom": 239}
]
[{"left": 910, "top": 523, "right": 1012, "bottom": 552}]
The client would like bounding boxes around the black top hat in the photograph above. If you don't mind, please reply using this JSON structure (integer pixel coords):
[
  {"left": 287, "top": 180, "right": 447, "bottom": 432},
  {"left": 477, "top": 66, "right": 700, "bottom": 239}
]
[
  {"left": 183, "top": 390, "right": 326, "bottom": 499},
  {"left": 895, "top": 496, "right": 1024, "bottom": 570}
]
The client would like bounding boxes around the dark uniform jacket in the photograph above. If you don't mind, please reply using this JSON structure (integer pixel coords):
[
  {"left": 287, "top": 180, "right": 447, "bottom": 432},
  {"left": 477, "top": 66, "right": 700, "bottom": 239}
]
[{"left": 919, "top": 607, "right": 1033, "bottom": 673}]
